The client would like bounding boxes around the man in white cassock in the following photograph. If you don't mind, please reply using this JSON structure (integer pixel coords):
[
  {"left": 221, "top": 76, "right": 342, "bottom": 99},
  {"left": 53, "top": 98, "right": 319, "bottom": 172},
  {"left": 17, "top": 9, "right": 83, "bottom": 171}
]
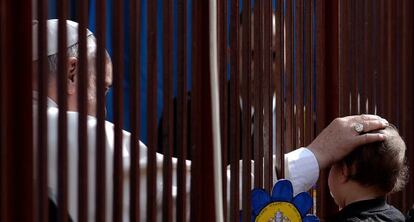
[{"left": 32, "top": 20, "right": 389, "bottom": 221}]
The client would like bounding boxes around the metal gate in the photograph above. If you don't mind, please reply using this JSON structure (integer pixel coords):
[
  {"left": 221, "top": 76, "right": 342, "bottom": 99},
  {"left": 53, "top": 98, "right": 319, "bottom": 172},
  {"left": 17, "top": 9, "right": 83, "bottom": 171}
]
[{"left": 0, "top": 0, "right": 413, "bottom": 221}]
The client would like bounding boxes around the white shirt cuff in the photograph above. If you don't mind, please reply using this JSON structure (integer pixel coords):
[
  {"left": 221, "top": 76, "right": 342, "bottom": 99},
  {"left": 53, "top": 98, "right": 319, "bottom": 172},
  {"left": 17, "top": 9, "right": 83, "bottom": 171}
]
[{"left": 284, "top": 147, "right": 319, "bottom": 195}]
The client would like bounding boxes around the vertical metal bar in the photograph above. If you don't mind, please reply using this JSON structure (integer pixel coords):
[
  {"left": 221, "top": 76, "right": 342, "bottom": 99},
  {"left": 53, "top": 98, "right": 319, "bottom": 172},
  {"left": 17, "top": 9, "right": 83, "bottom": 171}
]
[
  {"left": 190, "top": 0, "right": 217, "bottom": 220},
  {"left": 274, "top": 0, "right": 284, "bottom": 180},
  {"left": 390, "top": 0, "right": 398, "bottom": 125},
  {"left": 95, "top": 0, "right": 107, "bottom": 219},
  {"left": 241, "top": 0, "right": 252, "bottom": 220},
  {"left": 37, "top": 0, "right": 49, "bottom": 221},
  {"left": 162, "top": 0, "right": 173, "bottom": 220},
  {"left": 355, "top": 0, "right": 361, "bottom": 115},
  {"left": 384, "top": 0, "right": 392, "bottom": 120},
  {"left": 372, "top": 0, "right": 377, "bottom": 115},
  {"left": 253, "top": 0, "right": 263, "bottom": 189},
  {"left": 112, "top": 0, "right": 124, "bottom": 220},
  {"left": 373, "top": 0, "right": 379, "bottom": 115},
  {"left": 365, "top": 0, "right": 373, "bottom": 114},
  {"left": 366, "top": 0, "right": 377, "bottom": 114},
  {"left": 315, "top": 0, "right": 327, "bottom": 217},
  {"left": 0, "top": 0, "right": 6, "bottom": 219},
  {"left": 57, "top": 0, "right": 69, "bottom": 220},
  {"left": 377, "top": 0, "right": 385, "bottom": 117},
  {"left": 399, "top": 0, "right": 409, "bottom": 211},
  {"left": 217, "top": 0, "right": 229, "bottom": 217},
  {"left": 354, "top": 0, "right": 359, "bottom": 114},
  {"left": 263, "top": 0, "right": 273, "bottom": 188},
  {"left": 263, "top": 0, "right": 271, "bottom": 187},
  {"left": 410, "top": 0, "right": 414, "bottom": 206},
  {"left": 304, "top": 0, "right": 311, "bottom": 151},
  {"left": 147, "top": 0, "right": 158, "bottom": 220},
  {"left": 326, "top": 0, "right": 340, "bottom": 217},
  {"left": 217, "top": 0, "right": 229, "bottom": 218},
  {"left": 1, "top": 0, "right": 34, "bottom": 221},
  {"left": 176, "top": 0, "right": 188, "bottom": 220},
  {"left": 317, "top": 0, "right": 342, "bottom": 219},
  {"left": 384, "top": 0, "right": 391, "bottom": 122},
  {"left": 350, "top": 0, "right": 358, "bottom": 115},
  {"left": 401, "top": 0, "right": 414, "bottom": 210},
  {"left": 310, "top": 0, "right": 316, "bottom": 159},
  {"left": 284, "top": 0, "right": 294, "bottom": 152},
  {"left": 356, "top": 0, "right": 364, "bottom": 114},
  {"left": 339, "top": 0, "right": 350, "bottom": 116},
  {"left": 294, "top": 0, "right": 304, "bottom": 148},
  {"left": 360, "top": 0, "right": 365, "bottom": 114},
  {"left": 229, "top": 0, "right": 241, "bottom": 220},
  {"left": 77, "top": 0, "right": 88, "bottom": 221},
  {"left": 129, "top": 0, "right": 141, "bottom": 221},
  {"left": 389, "top": 0, "right": 403, "bottom": 209},
  {"left": 304, "top": 0, "right": 315, "bottom": 213},
  {"left": 20, "top": 5, "right": 35, "bottom": 221}
]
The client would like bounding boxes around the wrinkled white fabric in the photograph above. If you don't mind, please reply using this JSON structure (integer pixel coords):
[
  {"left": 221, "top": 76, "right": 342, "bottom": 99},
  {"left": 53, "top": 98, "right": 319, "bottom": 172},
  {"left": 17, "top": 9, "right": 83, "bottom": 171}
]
[{"left": 33, "top": 96, "right": 319, "bottom": 222}]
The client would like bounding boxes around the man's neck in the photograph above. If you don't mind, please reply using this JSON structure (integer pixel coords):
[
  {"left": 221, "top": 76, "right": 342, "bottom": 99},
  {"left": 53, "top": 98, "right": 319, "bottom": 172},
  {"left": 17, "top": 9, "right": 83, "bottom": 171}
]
[{"left": 32, "top": 90, "right": 58, "bottom": 108}]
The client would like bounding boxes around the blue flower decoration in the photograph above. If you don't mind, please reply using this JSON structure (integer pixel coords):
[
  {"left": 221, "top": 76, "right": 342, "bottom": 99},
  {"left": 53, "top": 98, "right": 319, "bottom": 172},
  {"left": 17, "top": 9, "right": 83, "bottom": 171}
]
[{"left": 248, "top": 179, "right": 319, "bottom": 222}]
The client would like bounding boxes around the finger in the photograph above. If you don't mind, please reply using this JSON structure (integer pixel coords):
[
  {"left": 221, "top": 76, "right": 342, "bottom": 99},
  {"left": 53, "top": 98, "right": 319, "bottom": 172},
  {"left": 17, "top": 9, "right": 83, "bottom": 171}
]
[
  {"left": 361, "top": 119, "right": 389, "bottom": 132},
  {"left": 361, "top": 115, "right": 389, "bottom": 126},
  {"left": 343, "top": 114, "right": 382, "bottom": 121},
  {"left": 354, "top": 114, "right": 387, "bottom": 122},
  {"left": 343, "top": 114, "right": 381, "bottom": 120},
  {"left": 361, "top": 114, "right": 383, "bottom": 120},
  {"left": 355, "top": 133, "right": 386, "bottom": 147}
]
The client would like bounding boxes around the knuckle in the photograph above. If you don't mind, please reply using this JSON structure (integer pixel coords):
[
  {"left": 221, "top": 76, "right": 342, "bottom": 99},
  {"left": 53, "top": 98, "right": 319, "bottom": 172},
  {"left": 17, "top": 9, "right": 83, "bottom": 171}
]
[
  {"left": 334, "top": 117, "right": 345, "bottom": 125},
  {"left": 363, "top": 121, "right": 372, "bottom": 128}
]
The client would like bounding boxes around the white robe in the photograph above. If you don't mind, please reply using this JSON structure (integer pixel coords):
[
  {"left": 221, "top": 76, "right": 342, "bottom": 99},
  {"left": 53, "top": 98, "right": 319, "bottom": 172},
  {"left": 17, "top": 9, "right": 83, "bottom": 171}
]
[{"left": 33, "top": 95, "right": 319, "bottom": 222}]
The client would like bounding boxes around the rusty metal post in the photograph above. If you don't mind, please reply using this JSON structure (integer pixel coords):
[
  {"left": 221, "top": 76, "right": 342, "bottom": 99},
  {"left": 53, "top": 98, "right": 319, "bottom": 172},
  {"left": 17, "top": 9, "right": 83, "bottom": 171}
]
[
  {"left": 253, "top": 0, "right": 264, "bottom": 189},
  {"left": 294, "top": 0, "right": 304, "bottom": 149},
  {"left": 190, "top": 0, "right": 217, "bottom": 220},
  {"left": 284, "top": 0, "right": 294, "bottom": 153},
  {"left": 217, "top": 0, "right": 228, "bottom": 218},
  {"left": 229, "top": 0, "right": 241, "bottom": 220},
  {"left": 95, "top": 0, "right": 107, "bottom": 219},
  {"left": 0, "top": 0, "right": 34, "bottom": 221},
  {"left": 77, "top": 0, "right": 88, "bottom": 221},
  {"left": 176, "top": 0, "right": 188, "bottom": 220},
  {"left": 339, "top": 0, "right": 350, "bottom": 116},
  {"left": 162, "top": 0, "right": 174, "bottom": 220},
  {"left": 112, "top": 0, "right": 124, "bottom": 220},
  {"left": 129, "top": 0, "right": 141, "bottom": 221},
  {"left": 274, "top": 0, "right": 285, "bottom": 180},
  {"left": 147, "top": 0, "right": 158, "bottom": 220},
  {"left": 241, "top": 0, "right": 252, "bottom": 220},
  {"left": 315, "top": 0, "right": 341, "bottom": 219},
  {"left": 263, "top": 0, "right": 274, "bottom": 188},
  {"left": 37, "top": 0, "right": 49, "bottom": 221},
  {"left": 57, "top": 0, "right": 69, "bottom": 221}
]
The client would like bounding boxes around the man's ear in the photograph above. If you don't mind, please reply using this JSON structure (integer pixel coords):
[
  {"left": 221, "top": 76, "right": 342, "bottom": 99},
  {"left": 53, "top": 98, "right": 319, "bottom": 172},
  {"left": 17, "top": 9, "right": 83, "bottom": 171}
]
[{"left": 67, "top": 57, "right": 78, "bottom": 95}]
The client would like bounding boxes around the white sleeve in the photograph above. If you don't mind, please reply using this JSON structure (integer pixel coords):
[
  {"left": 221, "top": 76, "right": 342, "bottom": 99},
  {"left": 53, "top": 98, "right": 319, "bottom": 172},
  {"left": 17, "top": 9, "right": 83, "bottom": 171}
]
[
  {"left": 226, "top": 147, "right": 319, "bottom": 212},
  {"left": 283, "top": 147, "right": 319, "bottom": 195}
]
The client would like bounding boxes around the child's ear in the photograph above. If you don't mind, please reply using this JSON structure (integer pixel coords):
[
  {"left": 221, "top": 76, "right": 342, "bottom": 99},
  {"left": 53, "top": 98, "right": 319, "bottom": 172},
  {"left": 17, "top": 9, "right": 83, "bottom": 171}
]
[{"left": 340, "top": 163, "right": 351, "bottom": 183}]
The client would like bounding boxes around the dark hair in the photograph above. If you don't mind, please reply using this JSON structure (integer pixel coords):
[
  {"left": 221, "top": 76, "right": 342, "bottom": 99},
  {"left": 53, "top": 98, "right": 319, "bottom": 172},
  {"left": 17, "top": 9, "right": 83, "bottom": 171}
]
[{"left": 342, "top": 125, "right": 408, "bottom": 193}]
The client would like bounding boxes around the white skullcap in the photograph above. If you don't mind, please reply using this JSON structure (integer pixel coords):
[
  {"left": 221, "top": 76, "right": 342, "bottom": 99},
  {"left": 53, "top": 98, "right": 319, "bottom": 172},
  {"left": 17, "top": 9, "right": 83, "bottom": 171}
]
[{"left": 32, "top": 19, "right": 94, "bottom": 61}]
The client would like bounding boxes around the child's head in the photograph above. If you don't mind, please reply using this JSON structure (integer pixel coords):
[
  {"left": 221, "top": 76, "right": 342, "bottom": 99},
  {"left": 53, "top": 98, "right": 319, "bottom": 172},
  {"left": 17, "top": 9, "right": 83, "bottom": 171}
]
[{"left": 328, "top": 125, "right": 408, "bottom": 208}]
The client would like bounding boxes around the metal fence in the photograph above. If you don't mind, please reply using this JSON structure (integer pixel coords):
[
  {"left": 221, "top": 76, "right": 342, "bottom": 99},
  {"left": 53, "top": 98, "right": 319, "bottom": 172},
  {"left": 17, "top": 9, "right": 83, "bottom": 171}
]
[{"left": 0, "top": 0, "right": 413, "bottom": 221}]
